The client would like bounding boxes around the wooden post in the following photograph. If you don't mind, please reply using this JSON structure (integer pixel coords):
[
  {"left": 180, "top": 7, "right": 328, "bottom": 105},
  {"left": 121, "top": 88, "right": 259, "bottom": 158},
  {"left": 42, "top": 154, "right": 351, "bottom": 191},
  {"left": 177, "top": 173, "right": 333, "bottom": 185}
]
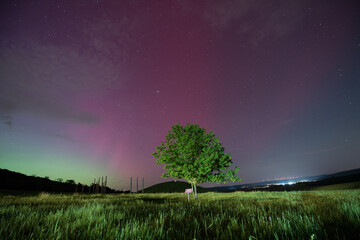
[
  {"left": 101, "top": 176, "right": 104, "bottom": 193},
  {"left": 131, "top": 176, "right": 133, "bottom": 193},
  {"left": 97, "top": 177, "right": 100, "bottom": 193},
  {"left": 75, "top": 184, "right": 78, "bottom": 193},
  {"left": 104, "top": 176, "right": 107, "bottom": 193},
  {"left": 142, "top": 177, "right": 144, "bottom": 194},
  {"left": 81, "top": 184, "right": 84, "bottom": 193},
  {"left": 136, "top": 177, "right": 138, "bottom": 193},
  {"left": 185, "top": 188, "right": 193, "bottom": 202},
  {"left": 93, "top": 178, "right": 96, "bottom": 194},
  {"left": 98, "top": 178, "right": 100, "bottom": 193}
]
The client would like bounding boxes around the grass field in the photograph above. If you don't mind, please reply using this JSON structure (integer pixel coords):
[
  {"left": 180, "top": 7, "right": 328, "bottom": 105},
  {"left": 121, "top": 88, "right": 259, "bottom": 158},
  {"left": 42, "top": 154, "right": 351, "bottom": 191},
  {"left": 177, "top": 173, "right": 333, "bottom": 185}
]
[{"left": 1, "top": 190, "right": 359, "bottom": 240}]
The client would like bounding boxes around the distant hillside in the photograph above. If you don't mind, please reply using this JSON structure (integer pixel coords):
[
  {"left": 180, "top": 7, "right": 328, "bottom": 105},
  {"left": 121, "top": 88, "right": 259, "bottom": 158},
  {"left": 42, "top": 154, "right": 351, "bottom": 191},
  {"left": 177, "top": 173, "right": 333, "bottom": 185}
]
[
  {"left": 207, "top": 168, "right": 360, "bottom": 192},
  {"left": 144, "top": 181, "right": 210, "bottom": 193},
  {"left": 317, "top": 168, "right": 360, "bottom": 180},
  {"left": 3, "top": 167, "right": 359, "bottom": 195},
  {"left": 302, "top": 181, "right": 360, "bottom": 191},
  {"left": 0, "top": 168, "right": 122, "bottom": 194}
]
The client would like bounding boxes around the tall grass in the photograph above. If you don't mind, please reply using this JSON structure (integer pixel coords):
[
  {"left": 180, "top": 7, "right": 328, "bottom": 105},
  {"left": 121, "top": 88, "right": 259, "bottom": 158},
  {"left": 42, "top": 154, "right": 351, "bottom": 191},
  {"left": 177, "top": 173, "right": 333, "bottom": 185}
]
[{"left": 0, "top": 190, "right": 359, "bottom": 239}]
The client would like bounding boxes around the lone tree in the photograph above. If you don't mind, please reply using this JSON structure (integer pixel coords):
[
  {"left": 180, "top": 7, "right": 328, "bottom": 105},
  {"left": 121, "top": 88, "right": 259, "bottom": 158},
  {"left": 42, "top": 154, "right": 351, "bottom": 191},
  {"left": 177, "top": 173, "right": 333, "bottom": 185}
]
[{"left": 153, "top": 123, "right": 241, "bottom": 198}]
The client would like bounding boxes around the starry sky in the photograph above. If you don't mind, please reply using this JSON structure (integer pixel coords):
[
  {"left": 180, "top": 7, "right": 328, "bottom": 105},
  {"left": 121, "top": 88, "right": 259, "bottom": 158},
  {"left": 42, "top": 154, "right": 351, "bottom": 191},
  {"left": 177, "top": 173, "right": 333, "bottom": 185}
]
[{"left": 1, "top": 0, "right": 360, "bottom": 190}]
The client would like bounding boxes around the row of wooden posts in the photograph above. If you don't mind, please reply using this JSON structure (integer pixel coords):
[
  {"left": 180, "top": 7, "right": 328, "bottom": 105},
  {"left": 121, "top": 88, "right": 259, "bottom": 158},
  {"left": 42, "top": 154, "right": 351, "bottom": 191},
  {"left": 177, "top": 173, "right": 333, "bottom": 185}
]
[
  {"left": 92, "top": 176, "right": 107, "bottom": 194},
  {"left": 130, "top": 177, "right": 144, "bottom": 193},
  {"left": 74, "top": 176, "right": 145, "bottom": 194},
  {"left": 75, "top": 176, "right": 108, "bottom": 194}
]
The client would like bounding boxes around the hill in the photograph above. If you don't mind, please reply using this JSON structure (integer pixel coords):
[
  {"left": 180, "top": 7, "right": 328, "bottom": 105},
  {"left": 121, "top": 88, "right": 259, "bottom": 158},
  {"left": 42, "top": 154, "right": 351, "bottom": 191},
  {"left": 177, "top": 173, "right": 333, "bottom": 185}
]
[
  {"left": 302, "top": 181, "right": 360, "bottom": 191},
  {"left": 208, "top": 168, "right": 360, "bottom": 192},
  {"left": 2, "top": 167, "right": 360, "bottom": 194},
  {"left": 143, "top": 181, "right": 210, "bottom": 193},
  {"left": 0, "top": 168, "right": 122, "bottom": 194}
]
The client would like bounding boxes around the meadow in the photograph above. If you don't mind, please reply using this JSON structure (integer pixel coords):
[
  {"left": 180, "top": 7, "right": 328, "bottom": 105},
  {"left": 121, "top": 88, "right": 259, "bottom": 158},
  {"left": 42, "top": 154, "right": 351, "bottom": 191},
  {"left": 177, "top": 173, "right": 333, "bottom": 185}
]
[{"left": 0, "top": 190, "right": 359, "bottom": 240}]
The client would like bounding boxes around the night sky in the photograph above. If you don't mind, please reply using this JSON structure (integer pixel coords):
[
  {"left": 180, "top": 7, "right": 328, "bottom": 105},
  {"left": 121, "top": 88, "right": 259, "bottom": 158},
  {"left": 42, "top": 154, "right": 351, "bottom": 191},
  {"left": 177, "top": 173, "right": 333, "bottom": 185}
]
[{"left": 1, "top": 1, "right": 360, "bottom": 190}]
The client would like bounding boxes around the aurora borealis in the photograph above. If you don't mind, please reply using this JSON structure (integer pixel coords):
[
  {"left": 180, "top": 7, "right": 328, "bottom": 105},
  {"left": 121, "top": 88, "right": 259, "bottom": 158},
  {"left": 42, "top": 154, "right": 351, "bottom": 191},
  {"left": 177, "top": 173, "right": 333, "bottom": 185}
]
[{"left": 0, "top": 1, "right": 359, "bottom": 190}]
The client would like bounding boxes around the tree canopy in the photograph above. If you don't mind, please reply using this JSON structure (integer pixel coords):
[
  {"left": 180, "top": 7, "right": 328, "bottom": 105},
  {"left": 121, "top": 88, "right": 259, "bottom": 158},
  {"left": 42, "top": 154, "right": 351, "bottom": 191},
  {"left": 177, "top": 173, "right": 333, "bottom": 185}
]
[{"left": 153, "top": 123, "right": 241, "bottom": 198}]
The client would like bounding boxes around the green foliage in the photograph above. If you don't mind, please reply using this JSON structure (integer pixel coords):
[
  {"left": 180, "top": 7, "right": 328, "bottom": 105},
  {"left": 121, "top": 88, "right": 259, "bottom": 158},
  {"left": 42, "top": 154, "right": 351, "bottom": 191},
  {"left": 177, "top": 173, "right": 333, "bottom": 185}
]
[
  {"left": 153, "top": 123, "right": 241, "bottom": 185},
  {"left": 0, "top": 190, "right": 359, "bottom": 239}
]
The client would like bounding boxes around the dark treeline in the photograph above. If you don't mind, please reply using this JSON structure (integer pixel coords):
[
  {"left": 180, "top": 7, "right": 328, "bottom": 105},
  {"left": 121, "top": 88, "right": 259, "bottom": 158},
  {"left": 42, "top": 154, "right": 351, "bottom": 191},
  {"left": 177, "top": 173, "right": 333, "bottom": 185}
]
[{"left": 0, "top": 168, "right": 127, "bottom": 194}]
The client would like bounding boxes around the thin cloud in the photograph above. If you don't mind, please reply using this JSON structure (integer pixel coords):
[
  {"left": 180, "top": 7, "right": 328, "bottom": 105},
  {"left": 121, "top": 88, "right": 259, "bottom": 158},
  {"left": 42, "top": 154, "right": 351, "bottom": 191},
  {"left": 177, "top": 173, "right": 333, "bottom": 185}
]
[
  {"left": 300, "top": 146, "right": 339, "bottom": 156},
  {"left": 0, "top": 38, "right": 126, "bottom": 125},
  {"left": 47, "top": 133, "right": 76, "bottom": 142},
  {"left": 0, "top": 115, "right": 12, "bottom": 128},
  {"left": 202, "top": 0, "right": 308, "bottom": 44}
]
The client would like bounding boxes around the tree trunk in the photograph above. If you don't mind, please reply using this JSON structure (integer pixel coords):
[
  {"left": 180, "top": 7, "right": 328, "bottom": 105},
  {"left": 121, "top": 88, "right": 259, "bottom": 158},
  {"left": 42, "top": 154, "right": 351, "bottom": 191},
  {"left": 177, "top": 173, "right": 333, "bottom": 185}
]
[
  {"left": 191, "top": 183, "right": 195, "bottom": 198},
  {"left": 194, "top": 184, "right": 198, "bottom": 199}
]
